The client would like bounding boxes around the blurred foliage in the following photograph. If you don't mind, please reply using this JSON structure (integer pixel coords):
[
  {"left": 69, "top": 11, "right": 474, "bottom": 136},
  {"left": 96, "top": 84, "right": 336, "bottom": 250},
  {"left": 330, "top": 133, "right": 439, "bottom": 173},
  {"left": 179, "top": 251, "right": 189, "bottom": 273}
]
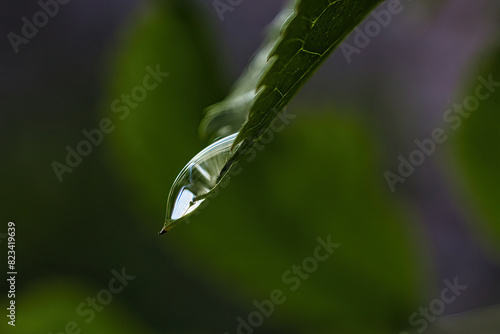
[
  {"left": 18, "top": 279, "right": 156, "bottom": 334},
  {"left": 426, "top": 305, "right": 500, "bottom": 334},
  {"left": 104, "top": 0, "right": 226, "bottom": 214},
  {"left": 450, "top": 45, "right": 500, "bottom": 256}
]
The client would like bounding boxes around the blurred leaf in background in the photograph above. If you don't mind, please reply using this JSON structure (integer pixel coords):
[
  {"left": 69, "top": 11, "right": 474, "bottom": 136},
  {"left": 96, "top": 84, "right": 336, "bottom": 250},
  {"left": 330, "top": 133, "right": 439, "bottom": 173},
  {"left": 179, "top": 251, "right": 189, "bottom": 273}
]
[
  {"left": 449, "top": 44, "right": 500, "bottom": 256},
  {"left": 19, "top": 279, "right": 157, "bottom": 334}
]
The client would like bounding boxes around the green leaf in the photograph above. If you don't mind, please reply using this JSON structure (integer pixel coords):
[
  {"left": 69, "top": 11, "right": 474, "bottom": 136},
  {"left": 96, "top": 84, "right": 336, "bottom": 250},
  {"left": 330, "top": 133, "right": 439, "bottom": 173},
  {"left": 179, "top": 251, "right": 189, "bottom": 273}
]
[
  {"left": 201, "top": 0, "right": 383, "bottom": 170},
  {"left": 16, "top": 279, "right": 158, "bottom": 334}
]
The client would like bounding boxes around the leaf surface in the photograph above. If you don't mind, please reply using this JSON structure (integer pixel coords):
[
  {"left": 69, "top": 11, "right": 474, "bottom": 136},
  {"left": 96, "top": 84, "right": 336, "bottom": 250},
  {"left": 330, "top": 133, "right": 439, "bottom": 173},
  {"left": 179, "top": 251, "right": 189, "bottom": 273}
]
[{"left": 201, "top": 0, "right": 383, "bottom": 172}]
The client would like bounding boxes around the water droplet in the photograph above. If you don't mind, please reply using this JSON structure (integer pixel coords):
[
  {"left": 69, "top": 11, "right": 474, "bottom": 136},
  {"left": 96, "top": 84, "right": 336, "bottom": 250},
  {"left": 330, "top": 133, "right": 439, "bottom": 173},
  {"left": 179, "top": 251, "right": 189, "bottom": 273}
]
[{"left": 160, "top": 133, "right": 239, "bottom": 233}]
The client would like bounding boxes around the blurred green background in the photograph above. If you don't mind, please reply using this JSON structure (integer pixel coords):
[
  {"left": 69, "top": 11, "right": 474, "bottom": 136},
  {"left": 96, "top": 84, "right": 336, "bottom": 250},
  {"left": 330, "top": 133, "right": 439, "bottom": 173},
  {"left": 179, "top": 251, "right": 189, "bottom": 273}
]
[{"left": 1, "top": 0, "right": 499, "bottom": 333}]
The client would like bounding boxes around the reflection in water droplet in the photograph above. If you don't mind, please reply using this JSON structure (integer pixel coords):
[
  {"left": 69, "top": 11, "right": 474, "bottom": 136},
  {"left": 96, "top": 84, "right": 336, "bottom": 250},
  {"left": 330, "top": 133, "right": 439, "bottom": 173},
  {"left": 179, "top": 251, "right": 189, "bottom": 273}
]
[{"left": 160, "top": 133, "right": 238, "bottom": 233}]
